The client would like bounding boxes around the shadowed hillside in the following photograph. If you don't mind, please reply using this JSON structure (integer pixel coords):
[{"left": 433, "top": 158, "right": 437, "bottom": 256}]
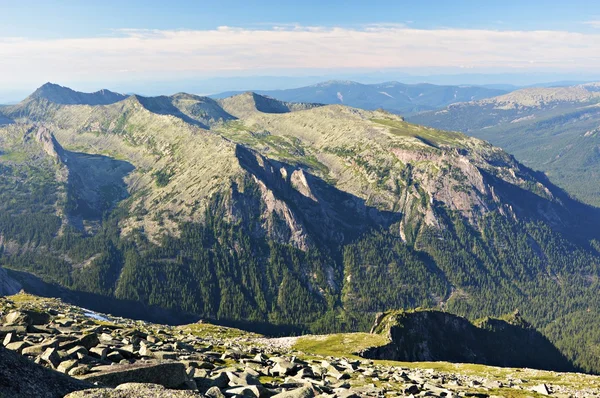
[{"left": 362, "top": 310, "right": 575, "bottom": 372}]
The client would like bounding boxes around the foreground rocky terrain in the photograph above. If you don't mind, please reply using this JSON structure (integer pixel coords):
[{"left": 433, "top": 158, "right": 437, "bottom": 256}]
[{"left": 1, "top": 292, "right": 599, "bottom": 398}]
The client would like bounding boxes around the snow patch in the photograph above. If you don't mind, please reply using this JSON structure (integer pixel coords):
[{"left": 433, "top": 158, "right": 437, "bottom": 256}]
[
  {"left": 82, "top": 309, "right": 110, "bottom": 322},
  {"left": 378, "top": 91, "right": 395, "bottom": 99},
  {"left": 336, "top": 92, "right": 344, "bottom": 102}
]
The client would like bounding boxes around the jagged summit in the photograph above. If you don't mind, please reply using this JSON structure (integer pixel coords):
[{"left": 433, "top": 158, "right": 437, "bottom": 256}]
[{"left": 29, "top": 82, "right": 127, "bottom": 105}]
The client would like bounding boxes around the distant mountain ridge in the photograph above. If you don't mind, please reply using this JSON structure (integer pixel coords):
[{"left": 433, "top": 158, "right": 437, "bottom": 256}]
[
  {"left": 409, "top": 82, "right": 600, "bottom": 206},
  {"left": 30, "top": 82, "right": 127, "bottom": 105},
  {"left": 211, "top": 80, "right": 507, "bottom": 115}
]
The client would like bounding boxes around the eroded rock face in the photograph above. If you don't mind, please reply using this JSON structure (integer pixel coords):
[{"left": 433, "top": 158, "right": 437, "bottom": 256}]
[
  {"left": 0, "top": 267, "right": 22, "bottom": 296},
  {"left": 34, "top": 126, "right": 66, "bottom": 164},
  {"left": 78, "top": 362, "right": 188, "bottom": 388},
  {"left": 233, "top": 145, "right": 400, "bottom": 249},
  {"left": 362, "top": 310, "right": 574, "bottom": 372}
]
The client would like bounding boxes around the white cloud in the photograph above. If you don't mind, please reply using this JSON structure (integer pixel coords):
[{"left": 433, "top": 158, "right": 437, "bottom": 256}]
[
  {"left": 1, "top": 25, "right": 600, "bottom": 85},
  {"left": 584, "top": 20, "right": 600, "bottom": 28}
]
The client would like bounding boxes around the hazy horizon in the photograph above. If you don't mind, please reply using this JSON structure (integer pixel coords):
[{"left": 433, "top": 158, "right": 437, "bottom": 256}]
[
  {"left": 2, "top": 72, "right": 600, "bottom": 104},
  {"left": 3, "top": 0, "right": 600, "bottom": 102}
]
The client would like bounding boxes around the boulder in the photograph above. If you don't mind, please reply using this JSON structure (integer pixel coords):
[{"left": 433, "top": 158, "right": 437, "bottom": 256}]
[
  {"left": 57, "top": 359, "right": 80, "bottom": 374},
  {"left": 531, "top": 383, "right": 551, "bottom": 395},
  {"left": 224, "top": 385, "right": 261, "bottom": 397},
  {"left": 69, "top": 365, "right": 91, "bottom": 376},
  {"left": 107, "top": 350, "right": 125, "bottom": 362},
  {"left": 3, "top": 331, "right": 18, "bottom": 346},
  {"left": 23, "top": 341, "right": 57, "bottom": 356},
  {"left": 90, "top": 346, "right": 108, "bottom": 359},
  {"left": 0, "top": 325, "right": 27, "bottom": 336},
  {"left": 4, "top": 310, "right": 50, "bottom": 326},
  {"left": 67, "top": 345, "right": 89, "bottom": 358},
  {"left": 226, "top": 370, "right": 261, "bottom": 387},
  {"left": 60, "top": 333, "right": 99, "bottom": 350},
  {"left": 138, "top": 344, "right": 153, "bottom": 357},
  {"left": 271, "top": 386, "right": 315, "bottom": 398},
  {"left": 206, "top": 386, "right": 226, "bottom": 398},
  {"left": 77, "top": 361, "right": 189, "bottom": 388},
  {"left": 41, "top": 347, "right": 62, "bottom": 368},
  {"left": 153, "top": 351, "right": 178, "bottom": 360},
  {"left": 271, "top": 360, "right": 297, "bottom": 376},
  {"left": 4, "top": 310, "right": 29, "bottom": 326},
  {"left": 5, "top": 340, "right": 30, "bottom": 353},
  {"left": 64, "top": 382, "right": 201, "bottom": 397}
]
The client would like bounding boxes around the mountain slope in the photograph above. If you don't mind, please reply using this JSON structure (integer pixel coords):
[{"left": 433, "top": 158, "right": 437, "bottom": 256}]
[
  {"left": 212, "top": 80, "right": 507, "bottom": 115},
  {"left": 0, "top": 85, "right": 599, "bottom": 373},
  {"left": 409, "top": 83, "right": 600, "bottom": 206}
]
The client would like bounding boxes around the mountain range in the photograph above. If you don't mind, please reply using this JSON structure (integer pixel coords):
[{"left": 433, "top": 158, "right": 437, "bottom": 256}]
[
  {"left": 211, "top": 80, "right": 507, "bottom": 115},
  {"left": 410, "top": 82, "right": 600, "bottom": 207},
  {"left": 0, "top": 83, "right": 599, "bottom": 373}
]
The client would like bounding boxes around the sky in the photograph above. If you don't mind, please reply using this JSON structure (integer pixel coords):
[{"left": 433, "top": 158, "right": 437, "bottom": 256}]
[{"left": 2, "top": 0, "right": 600, "bottom": 100}]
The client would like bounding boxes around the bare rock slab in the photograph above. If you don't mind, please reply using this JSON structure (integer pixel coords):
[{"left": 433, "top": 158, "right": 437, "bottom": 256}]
[{"left": 76, "top": 361, "right": 188, "bottom": 388}]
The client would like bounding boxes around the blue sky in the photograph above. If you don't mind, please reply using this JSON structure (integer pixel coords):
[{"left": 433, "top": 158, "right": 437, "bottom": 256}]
[
  {"left": 3, "top": 0, "right": 600, "bottom": 35},
  {"left": 2, "top": 0, "right": 600, "bottom": 99}
]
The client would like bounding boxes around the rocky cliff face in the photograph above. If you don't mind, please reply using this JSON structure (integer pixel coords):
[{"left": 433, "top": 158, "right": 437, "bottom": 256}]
[
  {"left": 0, "top": 267, "right": 22, "bottom": 295},
  {"left": 362, "top": 310, "right": 574, "bottom": 372}
]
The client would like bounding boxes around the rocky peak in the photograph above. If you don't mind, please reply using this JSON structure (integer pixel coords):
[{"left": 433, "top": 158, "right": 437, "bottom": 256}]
[
  {"left": 218, "top": 92, "right": 321, "bottom": 118},
  {"left": 33, "top": 126, "right": 66, "bottom": 163},
  {"left": 29, "top": 83, "right": 127, "bottom": 106}
]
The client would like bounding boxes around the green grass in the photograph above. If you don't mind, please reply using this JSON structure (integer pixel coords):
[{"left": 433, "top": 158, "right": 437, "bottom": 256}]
[
  {"left": 6, "top": 292, "right": 45, "bottom": 303},
  {"left": 486, "top": 389, "right": 546, "bottom": 397},
  {"left": 292, "top": 332, "right": 600, "bottom": 392},
  {"left": 178, "top": 322, "right": 262, "bottom": 340},
  {"left": 371, "top": 118, "right": 467, "bottom": 148},
  {"left": 0, "top": 150, "right": 29, "bottom": 162},
  {"left": 293, "top": 332, "right": 389, "bottom": 358},
  {"left": 258, "top": 375, "right": 285, "bottom": 385},
  {"left": 218, "top": 122, "right": 330, "bottom": 176}
]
